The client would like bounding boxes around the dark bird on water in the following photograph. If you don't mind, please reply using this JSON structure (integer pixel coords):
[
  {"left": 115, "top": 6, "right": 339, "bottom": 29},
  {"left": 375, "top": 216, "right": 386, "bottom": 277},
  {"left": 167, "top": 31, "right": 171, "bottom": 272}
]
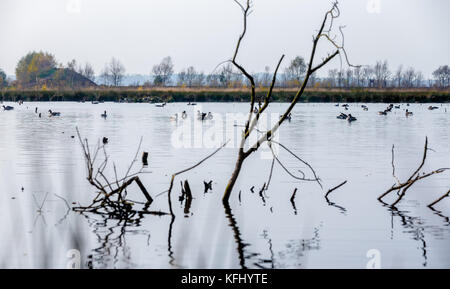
[
  {"left": 48, "top": 110, "right": 61, "bottom": 117},
  {"left": 102, "top": 137, "right": 108, "bottom": 144},
  {"left": 347, "top": 114, "right": 357, "bottom": 122}
]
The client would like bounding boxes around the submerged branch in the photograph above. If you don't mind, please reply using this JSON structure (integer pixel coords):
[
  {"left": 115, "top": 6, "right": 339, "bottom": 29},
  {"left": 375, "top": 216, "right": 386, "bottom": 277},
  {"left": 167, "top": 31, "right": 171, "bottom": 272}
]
[{"left": 379, "top": 137, "right": 449, "bottom": 207}]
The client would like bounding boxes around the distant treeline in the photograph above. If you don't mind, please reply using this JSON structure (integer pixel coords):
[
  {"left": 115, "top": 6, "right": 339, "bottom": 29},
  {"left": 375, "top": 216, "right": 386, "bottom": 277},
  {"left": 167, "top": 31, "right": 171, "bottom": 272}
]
[
  {"left": 1, "top": 88, "right": 449, "bottom": 103},
  {"left": 1, "top": 51, "right": 449, "bottom": 90}
]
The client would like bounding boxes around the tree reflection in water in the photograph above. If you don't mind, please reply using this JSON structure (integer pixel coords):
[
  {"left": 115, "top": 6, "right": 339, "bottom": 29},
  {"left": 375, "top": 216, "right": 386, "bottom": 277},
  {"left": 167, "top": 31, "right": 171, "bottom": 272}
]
[
  {"left": 79, "top": 206, "right": 152, "bottom": 268},
  {"left": 381, "top": 199, "right": 450, "bottom": 268}
]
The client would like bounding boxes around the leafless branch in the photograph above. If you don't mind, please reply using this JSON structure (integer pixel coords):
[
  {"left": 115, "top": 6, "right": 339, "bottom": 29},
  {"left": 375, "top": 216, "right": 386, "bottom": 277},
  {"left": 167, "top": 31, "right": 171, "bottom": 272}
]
[
  {"left": 74, "top": 127, "right": 154, "bottom": 216},
  {"left": 223, "top": 1, "right": 354, "bottom": 203},
  {"left": 167, "top": 140, "right": 230, "bottom": 216},
  {"left": 428, "top": 189, "right": 450, "bottom": 208},
  {"left": 325, "top": 180, "right": 347, "bottom": 199},
  {"left": 379, "top": 137, "right": 449, "bottom": 207}
]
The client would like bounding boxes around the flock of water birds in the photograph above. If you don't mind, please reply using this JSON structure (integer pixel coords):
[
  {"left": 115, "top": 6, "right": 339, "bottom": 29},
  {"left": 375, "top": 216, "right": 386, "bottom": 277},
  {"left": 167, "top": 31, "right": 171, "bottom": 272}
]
[
  {"left": 334, "top": 102, "right": 444, "bottom": 123},
  {"left": 1, "top": 101, "right": 447, "bottom": 124}
]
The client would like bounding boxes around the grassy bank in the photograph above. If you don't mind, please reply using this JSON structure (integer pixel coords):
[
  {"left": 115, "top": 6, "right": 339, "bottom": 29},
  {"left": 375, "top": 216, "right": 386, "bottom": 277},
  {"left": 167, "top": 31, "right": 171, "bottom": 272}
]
[{"left": 1, "top": 88, "right": 449, "bottom": 103}]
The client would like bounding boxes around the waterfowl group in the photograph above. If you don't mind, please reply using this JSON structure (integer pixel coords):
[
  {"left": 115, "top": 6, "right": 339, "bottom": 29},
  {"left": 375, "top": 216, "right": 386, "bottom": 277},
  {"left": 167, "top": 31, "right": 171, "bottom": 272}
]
[
  {"left": 337, "top": 112, "right": 357, "bottom": 122},
  {"left": 197, "top": 111, "right": 213, "bottom": 121},
  {"left": 378, "top": 104, "right": 394, "bottom": 115}
]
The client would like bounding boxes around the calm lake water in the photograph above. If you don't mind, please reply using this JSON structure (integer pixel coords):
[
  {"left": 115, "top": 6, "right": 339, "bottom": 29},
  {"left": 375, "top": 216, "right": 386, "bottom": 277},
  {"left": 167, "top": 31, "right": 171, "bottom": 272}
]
[{"left": 0, "top": 101, "right": 449, "bottom": 269}]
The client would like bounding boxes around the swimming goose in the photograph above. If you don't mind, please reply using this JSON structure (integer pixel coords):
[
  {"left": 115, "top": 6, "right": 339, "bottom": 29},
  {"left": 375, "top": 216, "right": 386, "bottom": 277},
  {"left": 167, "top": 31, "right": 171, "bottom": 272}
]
[
  {"left": 347, "top": 114, "right": 357, "bottom": 122},
  {"left": 405, "top": 109, "right": 413, "bottom": 117},
  {"left": 101, "top": 110, "right": 107, "bottom": 118},
  {"left": 286, "top": 113, "right": 292, "bottom": 122},
  {"left": 337, "top": 113, "right": 348, "bottom": 120},
  {"left": 48, "top": 110, "right": 61, "bottom": 117},
  {"left": 181, "top": 111, "right": 188, "bottom": 119},
  {"left": 378, "top": 110, "right": 388, "bottom": 115},
  {"left": 2, "top": 105, "right": 14, "bottom": 111}
]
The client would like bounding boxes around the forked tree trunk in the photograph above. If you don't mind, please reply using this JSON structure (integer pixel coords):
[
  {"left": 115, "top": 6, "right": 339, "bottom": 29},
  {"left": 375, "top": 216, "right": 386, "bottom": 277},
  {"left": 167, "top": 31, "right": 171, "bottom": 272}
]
[
  {"left": 222, "top": 1, "right": 344, "bottom": 205},
  {"left": 223, "top": 149, "right": 246, "bottom": 203}
]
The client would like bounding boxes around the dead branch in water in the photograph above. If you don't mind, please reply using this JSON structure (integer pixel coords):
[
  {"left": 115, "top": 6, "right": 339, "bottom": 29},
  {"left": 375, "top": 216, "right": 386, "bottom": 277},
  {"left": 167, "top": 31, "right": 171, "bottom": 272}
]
[
  {"left": 379, "top": 137, "right": 449, "bottom": 207},
  {"left": 325, "top": 180, "right": 347, "bottom": 199},
  {"left": 166, "top": 140, "right": 230, "bottom": 216},
  {"left": 222, "top": 0, "right": 355, "bottom": 203},
  {"left": 290, "top": 188, "right": 298, "bottom": 215},
  {"left": 267, "top": 141, "right": 322, "bottom": 186},
  {"left": 391, "top": 145, "right": 401, "bottom": 185},
  {"left": 428, "top": 189, "right": 450, "bottom": 208},
  {"left": 324, "top": 181, "right": 348, "bottom": 214},
  {"left": 73, "top": 127, "right": 160, "bottom": 217}
]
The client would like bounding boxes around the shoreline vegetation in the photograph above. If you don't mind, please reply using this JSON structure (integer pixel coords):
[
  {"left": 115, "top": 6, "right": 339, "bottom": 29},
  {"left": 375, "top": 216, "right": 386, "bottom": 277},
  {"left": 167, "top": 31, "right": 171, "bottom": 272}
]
[{"left": 1, "top": 87, "right": 449, "bottom": 103}]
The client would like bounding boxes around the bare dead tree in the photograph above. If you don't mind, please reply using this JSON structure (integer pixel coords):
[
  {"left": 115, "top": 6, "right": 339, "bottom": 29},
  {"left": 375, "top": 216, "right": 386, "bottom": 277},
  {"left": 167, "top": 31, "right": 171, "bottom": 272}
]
[
  {"left": 222, "top": 1, "right": 354, "bottom": 203},
  {"left": 73, "top": 128, "right": 160, "bottom": 217},
  {"left": 108, "top": 57, "right": 126, "bottom": 87},
  {"left": 378, "top": 137, "right": 449, "bottom": 207}
]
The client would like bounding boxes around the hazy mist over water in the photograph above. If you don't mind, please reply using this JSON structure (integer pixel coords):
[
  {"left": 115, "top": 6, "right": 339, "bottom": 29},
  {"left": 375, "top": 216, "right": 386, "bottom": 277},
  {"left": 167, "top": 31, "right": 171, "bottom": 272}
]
[
  {"left": 1, "top": 0, "right": 449, "bottom": 78},
  {"left": 0, "top": 102, "right": 449, "bottom": 268}
]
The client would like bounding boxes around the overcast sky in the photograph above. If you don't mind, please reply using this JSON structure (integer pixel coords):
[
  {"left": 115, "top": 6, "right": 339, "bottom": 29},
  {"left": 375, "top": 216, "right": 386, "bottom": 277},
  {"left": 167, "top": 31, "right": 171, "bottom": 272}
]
[{"left": 0, "top": 0, "right": 449, "bottom": 78}]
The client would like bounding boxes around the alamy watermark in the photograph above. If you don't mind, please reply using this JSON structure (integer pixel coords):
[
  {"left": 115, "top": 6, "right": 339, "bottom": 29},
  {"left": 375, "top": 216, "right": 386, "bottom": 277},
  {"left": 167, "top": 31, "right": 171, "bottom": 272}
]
[
  {"left": 66, "top": 0, "right": 82, "bottom": 14},
  {"left": 366, "top": 249, "right": 381, "bottom": 269},
  {"left": 66, "top": 249, "right": 81, "bottom": 269},
  {"left": 170, "top": 105, "right": 280, "bottom": 160},
  {"left": 366, "top": 0, "right": 381, "bottom": 14}
]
